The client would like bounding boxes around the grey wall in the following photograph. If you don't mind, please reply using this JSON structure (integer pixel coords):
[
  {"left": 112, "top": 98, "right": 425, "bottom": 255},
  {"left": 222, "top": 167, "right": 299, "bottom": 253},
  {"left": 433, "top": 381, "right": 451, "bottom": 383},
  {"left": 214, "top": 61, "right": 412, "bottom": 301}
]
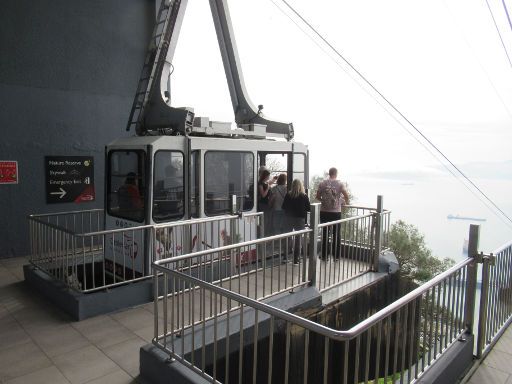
[{"left": 0, "top": 0, "right": 154, "bottom": 257}]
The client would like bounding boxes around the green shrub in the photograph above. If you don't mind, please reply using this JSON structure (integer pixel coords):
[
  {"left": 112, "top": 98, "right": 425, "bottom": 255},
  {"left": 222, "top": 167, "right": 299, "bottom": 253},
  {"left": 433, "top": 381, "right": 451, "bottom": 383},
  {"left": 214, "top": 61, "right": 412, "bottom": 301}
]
[{"left": 388, "top": 220, "right": 455, "bottom": 283}]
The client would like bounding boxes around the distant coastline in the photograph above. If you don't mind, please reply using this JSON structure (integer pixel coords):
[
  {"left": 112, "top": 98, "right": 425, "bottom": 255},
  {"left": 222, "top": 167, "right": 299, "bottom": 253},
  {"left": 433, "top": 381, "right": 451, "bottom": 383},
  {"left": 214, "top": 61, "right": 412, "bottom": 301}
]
[{"left": 447, "top": 214, "right": 486, "bottom": 222}]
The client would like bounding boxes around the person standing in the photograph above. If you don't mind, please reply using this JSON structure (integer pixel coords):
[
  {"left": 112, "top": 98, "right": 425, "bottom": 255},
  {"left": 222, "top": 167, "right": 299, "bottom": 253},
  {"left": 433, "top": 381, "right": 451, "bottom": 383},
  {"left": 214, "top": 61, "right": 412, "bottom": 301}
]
[
  {"left": 315, "top": 167, "right": 349, "bottom": 259},
  {"left": 282, "top": 179, "right": 311, "bottom": 263},
  {"left": 257, "top": 169, "right": 275, "bottom": 235},
  {"left": 269, "top": 173, "right": 287, "bottom": 235}
]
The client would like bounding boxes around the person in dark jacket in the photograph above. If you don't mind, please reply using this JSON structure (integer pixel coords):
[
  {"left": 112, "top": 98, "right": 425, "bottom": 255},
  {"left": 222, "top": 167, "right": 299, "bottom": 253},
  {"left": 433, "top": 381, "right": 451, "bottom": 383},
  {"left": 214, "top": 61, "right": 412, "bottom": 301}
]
[
  {"left": 282, "top": 179, "right": 310, "bottom": 263},
  {"left": 257, "top": 169, "right": 275, "bottom": 235}
]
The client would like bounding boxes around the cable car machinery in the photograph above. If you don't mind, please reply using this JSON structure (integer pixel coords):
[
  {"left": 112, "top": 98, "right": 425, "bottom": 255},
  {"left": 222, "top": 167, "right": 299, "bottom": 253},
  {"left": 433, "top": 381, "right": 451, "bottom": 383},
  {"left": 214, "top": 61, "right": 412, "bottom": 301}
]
[{"left": 105, "top": 0, "right": 309, "bottom": 276}]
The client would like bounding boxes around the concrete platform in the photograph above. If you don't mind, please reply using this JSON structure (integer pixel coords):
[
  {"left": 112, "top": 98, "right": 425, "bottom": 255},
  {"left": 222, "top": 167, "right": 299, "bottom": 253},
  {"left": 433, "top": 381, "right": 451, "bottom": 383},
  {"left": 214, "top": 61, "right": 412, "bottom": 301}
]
[{"left": 24, "top": 264, "right": 154, "bottom": 321}]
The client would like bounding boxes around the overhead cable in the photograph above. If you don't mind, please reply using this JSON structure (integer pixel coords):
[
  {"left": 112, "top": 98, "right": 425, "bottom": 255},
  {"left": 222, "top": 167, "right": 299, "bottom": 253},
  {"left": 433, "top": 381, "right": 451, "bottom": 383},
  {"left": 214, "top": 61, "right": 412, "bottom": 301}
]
[
  {"left": 441, "top": 0, "right": 512, "bottom": 122},
  {"left": 484, "top": 0, "right": 512, "bottom": 67},
  {"left": 502, "top": 0, "right": 512, "bottom": 35},
  {"left": 269, "top": 0, "right": 512, "bottom": 227}
]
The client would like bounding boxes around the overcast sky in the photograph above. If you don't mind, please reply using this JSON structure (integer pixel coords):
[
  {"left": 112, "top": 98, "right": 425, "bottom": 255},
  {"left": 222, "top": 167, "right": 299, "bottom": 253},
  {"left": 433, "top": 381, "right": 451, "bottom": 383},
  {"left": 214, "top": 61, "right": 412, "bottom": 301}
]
[
  {"left": 163, "top": 0, "right": 512, "bottom": 245},
  {"left": 159, "top": 0, "right": 512, "bottom": 248}
]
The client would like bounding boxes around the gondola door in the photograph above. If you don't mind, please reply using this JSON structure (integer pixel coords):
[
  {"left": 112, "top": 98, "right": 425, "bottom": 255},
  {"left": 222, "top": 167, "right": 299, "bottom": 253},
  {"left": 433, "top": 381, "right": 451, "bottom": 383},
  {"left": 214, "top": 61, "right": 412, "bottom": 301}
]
[
  {"left": 105, "top": 145, "right": 149, "bottom": 280},
  {"left": 188, "top": 137, "right": 258, "bottom": 258},
  {"left": 149, "top": 137, "right": 188, "bottom": 261}
]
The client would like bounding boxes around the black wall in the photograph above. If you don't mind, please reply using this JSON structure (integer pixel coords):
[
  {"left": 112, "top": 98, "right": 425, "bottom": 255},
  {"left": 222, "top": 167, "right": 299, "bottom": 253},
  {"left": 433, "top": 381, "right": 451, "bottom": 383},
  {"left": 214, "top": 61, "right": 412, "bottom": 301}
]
[{"left": 0, "top": 0, "right": 154, "bottom": 257}]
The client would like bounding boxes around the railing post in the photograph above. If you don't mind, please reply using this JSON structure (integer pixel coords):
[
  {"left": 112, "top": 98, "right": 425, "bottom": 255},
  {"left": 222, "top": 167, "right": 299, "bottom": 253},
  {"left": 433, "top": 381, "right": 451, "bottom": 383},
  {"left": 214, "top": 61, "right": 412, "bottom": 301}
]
[
  {"left": 230, "top": 195, "right": 238, "bottom": 276},
  {"left": 372, "top": 195, "right": 383, "bottom": 272},
  {"left": 477, "top": 252, "right": 494, "bottom": 358},
  {"left": 230, "top": 194, "right": 237, "bottom": 215},
  {"left": 464, "top": 224, "right": 480, "bottom": 336},
  {"left": 258, "top": 213, "right": 265, "bottom": 239},
  {"left": 308, "top": 203, "right": 320, "bottom": 287},
  {"left": 183, "top": 224, "right": 192, "bottom": 255},
  {"left": 229, "top": 194, "right": 238, "bottom": 242},
  {"left": 153, "top": 263, "right": 159, "bottom": 343},
  {"left": 149, "top": 226, "right": 155, "bottom": 266}
]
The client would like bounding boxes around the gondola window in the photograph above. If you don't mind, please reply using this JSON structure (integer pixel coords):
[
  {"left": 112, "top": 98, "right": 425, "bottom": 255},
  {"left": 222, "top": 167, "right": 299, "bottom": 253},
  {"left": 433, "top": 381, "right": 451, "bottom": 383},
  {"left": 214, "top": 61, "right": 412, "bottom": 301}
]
[
  {"left": 153, "top": 151, "right": 184, "bottom": 222},
  {"left": 204, "top": 151, "right": 254, "bottom": 215}
]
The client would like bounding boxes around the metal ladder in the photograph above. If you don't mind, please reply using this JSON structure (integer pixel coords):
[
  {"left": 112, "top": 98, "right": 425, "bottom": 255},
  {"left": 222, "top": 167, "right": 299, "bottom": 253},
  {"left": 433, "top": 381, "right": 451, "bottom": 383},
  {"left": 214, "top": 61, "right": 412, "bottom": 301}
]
[{"left": 125, "top": 0, "right": 182, "bottom": 133}]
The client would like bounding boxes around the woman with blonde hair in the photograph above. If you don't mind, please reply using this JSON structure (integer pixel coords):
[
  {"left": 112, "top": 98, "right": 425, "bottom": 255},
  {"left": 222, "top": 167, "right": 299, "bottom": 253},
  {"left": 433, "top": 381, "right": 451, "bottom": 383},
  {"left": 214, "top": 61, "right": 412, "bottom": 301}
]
[{"left": 282, "top": 179, "right": 310, "bottom": 263}]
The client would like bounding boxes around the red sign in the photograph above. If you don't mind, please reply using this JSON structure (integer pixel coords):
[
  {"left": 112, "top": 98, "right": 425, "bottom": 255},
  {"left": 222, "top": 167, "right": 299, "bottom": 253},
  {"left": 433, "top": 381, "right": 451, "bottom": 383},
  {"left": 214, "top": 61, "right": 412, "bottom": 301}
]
[{"left": 0, "top": 161, "right": 18, "bottom": 184}]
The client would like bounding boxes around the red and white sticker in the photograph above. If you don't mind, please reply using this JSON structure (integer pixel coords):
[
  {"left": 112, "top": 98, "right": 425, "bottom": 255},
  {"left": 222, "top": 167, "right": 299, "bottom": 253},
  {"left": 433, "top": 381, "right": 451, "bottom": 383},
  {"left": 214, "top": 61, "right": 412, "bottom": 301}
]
[{"left": 0, "top": 161, "right": 18, "bottom": 184}]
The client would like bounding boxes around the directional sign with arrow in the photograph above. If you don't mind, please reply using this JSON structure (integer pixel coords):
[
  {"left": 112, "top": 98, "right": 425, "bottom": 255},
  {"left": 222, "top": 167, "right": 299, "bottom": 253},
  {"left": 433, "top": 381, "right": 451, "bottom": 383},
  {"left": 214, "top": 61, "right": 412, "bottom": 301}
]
[
  {"left": 45, "top": 156, "right": 95, "bottom": 204},
  {"left": 50, "top": 187, "right": 67, "bottom": 199}
]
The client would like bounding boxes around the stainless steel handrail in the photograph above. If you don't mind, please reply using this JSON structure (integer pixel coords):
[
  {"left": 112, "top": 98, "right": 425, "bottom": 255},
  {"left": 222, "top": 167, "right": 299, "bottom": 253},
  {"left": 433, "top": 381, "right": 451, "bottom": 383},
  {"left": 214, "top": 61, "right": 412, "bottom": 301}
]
[
  {"left": 345, "top": 205, "right": 391, "bottom": 213},
  {"left": 36, "top": 213, "right": 260, "bottom": 238},
  {"left": 491, "top": 239, "right": 512, "bottom": 255},
  {"left": 154, "top": 228, "right": 312, "bottom": 266},
  {"left": 477, "top": 240, "right": 512, "bottom": 357},
  {"left": 27, "top": 218, "right": 77, "bottom": 235},
  {"left": 154, "top": 212, "right": 262, "bottom": 229},
  {"left": 154, "top": 256, "right": 473, "bottom": 342},
  {"left": 28, "top": 210, "right": 265, "bottom": 293},
  {"left": 317, "top": 213, "right": 373, "bottom": 229},
  {"left": 78, "top": 224, "right": 155, "bottom": 238},
  {"left": 152, "top": 218, "right": 482, "bottom": 384},
  {"left": 29, "top": 201, "right": 387, "bottom": 298},
  {"left": 154, "top": 214, "right": 236, "bottom": 229},
  {"left": 27, "top": 208, "right": 103, "bottom": 218}
]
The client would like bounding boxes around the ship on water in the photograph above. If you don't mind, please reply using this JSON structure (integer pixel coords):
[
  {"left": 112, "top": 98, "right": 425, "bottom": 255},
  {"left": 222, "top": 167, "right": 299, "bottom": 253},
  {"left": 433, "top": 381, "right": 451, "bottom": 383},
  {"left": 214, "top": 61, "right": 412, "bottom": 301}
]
[{"left": 447, "top": 214, "right": 486, "bottom": 222}]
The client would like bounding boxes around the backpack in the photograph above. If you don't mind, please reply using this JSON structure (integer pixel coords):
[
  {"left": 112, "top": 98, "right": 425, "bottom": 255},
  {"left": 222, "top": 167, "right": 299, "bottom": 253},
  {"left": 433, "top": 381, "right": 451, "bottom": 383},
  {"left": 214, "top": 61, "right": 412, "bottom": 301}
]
[{"left": 320, "top": 180, "right": 339, "bottom": 210}]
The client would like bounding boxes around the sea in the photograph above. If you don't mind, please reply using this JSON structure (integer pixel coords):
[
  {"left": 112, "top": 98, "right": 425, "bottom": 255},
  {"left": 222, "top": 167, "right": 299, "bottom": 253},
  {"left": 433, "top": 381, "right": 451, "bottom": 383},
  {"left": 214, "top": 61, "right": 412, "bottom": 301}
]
[{"left": 347, "top": 173, "right": 512, "bottom": 263}]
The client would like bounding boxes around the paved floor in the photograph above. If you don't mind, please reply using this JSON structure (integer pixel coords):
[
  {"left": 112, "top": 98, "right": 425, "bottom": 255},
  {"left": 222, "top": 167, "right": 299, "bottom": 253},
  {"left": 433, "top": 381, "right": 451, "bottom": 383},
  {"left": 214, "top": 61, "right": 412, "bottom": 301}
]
[
  {"left": 0, "top": 255, "right": 371, "bottom": 384},
  {"left": 5, "top": 254, "right": 509, "bottom": 384},
  {"left": 466, "top": 326, "right": 512, "bottom": 384},
  {"left": 0, "top": 256, "right": 149, "bottom": 384}
]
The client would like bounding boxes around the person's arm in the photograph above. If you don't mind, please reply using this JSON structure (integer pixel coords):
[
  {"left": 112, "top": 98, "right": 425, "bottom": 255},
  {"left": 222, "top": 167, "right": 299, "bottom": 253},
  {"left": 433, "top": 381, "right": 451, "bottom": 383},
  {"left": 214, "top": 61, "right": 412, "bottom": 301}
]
[
  {"left": 258, "top": 183, "right": 269, "bottom": 198},
  {"left": 315, "top": 182, "right": 322, "bottom": 201}
]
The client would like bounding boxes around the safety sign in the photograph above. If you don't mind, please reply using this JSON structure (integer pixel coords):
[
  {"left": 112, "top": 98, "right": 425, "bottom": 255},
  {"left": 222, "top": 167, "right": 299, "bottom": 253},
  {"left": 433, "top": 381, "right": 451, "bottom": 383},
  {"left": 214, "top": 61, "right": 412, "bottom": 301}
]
[{"left": 0, "top": 161, "right": 18, "bottom": 184}]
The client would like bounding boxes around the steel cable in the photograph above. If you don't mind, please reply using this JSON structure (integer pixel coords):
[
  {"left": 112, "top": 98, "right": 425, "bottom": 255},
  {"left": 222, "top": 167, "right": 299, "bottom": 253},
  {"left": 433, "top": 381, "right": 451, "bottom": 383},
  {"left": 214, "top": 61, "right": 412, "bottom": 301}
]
[{"left": 268, "top": 0, "right": 512, "bottom": 227}]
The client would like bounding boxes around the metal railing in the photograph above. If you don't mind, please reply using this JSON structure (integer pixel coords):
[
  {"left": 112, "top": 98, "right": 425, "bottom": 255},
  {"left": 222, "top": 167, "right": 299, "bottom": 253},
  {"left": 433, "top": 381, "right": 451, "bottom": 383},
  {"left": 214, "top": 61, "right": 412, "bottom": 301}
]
[
  {"left": 154, "top": 228, "right": 312, "bottom": 305},
  {"left": 476, "top": 238, "right": 512, "bottom": 358},
  {"left": 28, "top": 209, "right": 108, "bottom": 290},
  {"left": 153, "top": 213, "right": 262, "bottom": 261},
  {"left": 149, "top": 218, "right": 512, "bottom": 384},
  {"left": 27, "top": 196, "right": 389, "bottom": 293},
  {"left": 28, "top": 210, "right": 154, "bottom": 292},
  {"left": 28, "top": 209, "right": 104, "bottom": 237},
  {"left": 315, "top": 202, "right": 391, "bottom": 292},
  {"left": 152, "top": 253, "right": 473, "bottom": 383},
  {"left": 27, "top": 211, "right": 263, "bottom": 293},
  {"left": 317, "top": 213, "right": 375, "bottom": 291},
  {"left": 342, "top": 204, "right": 392, "bottom": 251}
]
